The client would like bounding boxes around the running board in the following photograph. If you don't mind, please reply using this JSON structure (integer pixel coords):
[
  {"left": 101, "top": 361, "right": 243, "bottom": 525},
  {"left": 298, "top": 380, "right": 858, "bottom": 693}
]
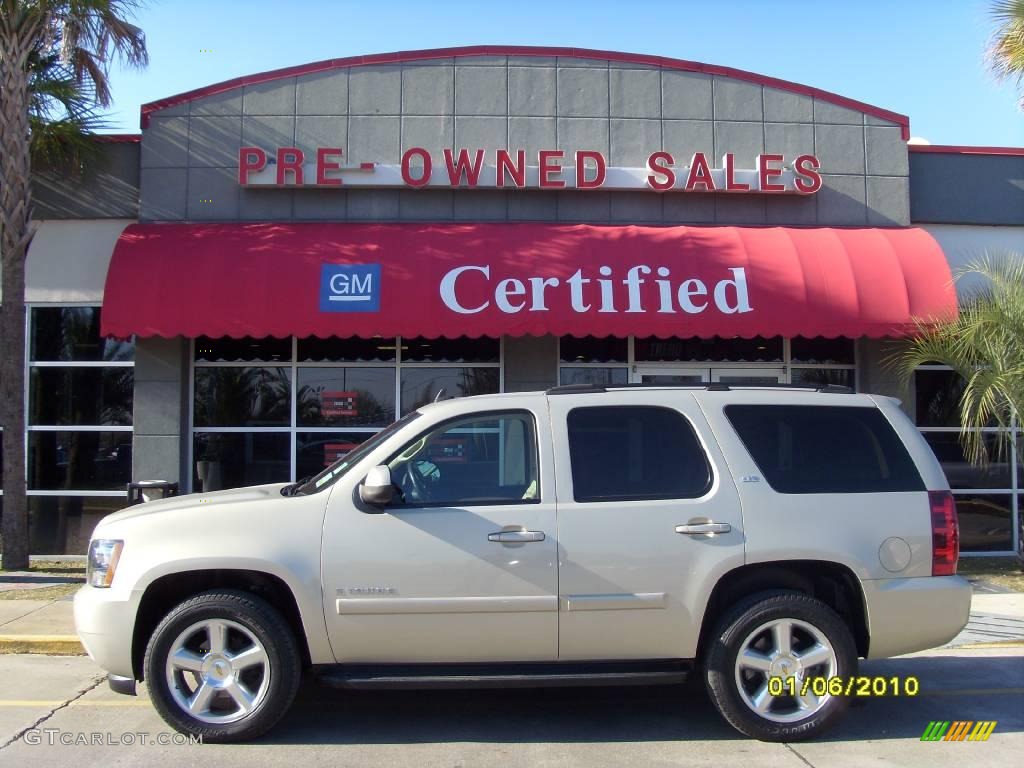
[{"left": 316, "top": 661, "right": 691, "bottom": 690}]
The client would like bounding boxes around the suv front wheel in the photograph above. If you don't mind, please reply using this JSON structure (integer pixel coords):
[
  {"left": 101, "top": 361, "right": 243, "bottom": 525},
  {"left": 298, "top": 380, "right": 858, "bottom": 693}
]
[
  {"left": 144, "top": 590, "right": 301, "bottom": 743},
  {"left": 704, "top": 591, "right": 857, "bottom": 741}
]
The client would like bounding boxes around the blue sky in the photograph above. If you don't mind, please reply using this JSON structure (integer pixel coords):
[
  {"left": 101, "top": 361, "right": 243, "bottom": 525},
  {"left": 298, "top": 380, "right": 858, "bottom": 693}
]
[{"left": 102, "top": 0, "right": 1023, "bottom": 146}]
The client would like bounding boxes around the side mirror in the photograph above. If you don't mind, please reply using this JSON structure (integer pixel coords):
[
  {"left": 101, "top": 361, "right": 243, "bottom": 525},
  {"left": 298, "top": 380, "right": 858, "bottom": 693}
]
[{"left": 359, "top": 465, "right": 394, "bottom": 509}]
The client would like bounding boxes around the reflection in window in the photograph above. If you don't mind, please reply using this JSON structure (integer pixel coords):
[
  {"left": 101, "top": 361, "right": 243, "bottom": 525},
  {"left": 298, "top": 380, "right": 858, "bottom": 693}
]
[
  {"left": 634, "top": 336, "right": 783, "bottom": 362},
  {"left": 915, "top": 370, "right": 966, "bottom": 428},
  {"left": 791, "top": 368, "right": 855, "bottom": 389},
  {"left": 194, "top": 336, "right": 291, "bottom": 362},
  {"left": 955, "top": 494, "right": 1013, "bottom": 552},
  {"left": 298, "top": 336, "right": 397, "bottom": 362},
  {"left": 559, "top": 367, "right": 628, "bottom": 387},
  {"left": 297, "top": 368, "right": 395, "bottom": 427},
  {"left": 192, "top": 432, "right": 290, "bottom": 492},
  {"left": 400, "top": 368, "right": 499, "bottom": 415},
  {"left": 296, "top": 432, "right": 376, "bottom": 482},
  {"left": 27, "top": 496, "right": 125, "bottom": 555},
  {"left": 401, "top": 336, "right": 499, "bottom": 363},
  {"left": 30, "top": 368, "right": 134, "bottom": 426},
  {"left": 560, "top": 336, "right": 628, "bottom": 363},
  {"left": 789, "top": 337, "right": 855, "bottom": 364},
  {"left": 30, "top": 307, "right": 134, "bottom": 362},
  {"left": 923, "top": 432, "right": 1014, "bottom": 490},
  {"left": 193, "top": 367, "right": 291, "bottom": 427},
  {"left": 28, "top": 431, "right": 133, "bottom": 491}
]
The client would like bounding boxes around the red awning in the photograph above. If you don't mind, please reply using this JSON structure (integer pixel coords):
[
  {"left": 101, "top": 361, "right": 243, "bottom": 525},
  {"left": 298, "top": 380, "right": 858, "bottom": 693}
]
[{"left": 100, "top": 223, "right": 956, "bottom": 339}]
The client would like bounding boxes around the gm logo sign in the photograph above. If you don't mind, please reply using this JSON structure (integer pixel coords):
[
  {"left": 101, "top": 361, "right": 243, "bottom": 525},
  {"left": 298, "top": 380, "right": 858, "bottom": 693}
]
[{"left": 320, "top": 264, "right": 381, "bottom": 312}]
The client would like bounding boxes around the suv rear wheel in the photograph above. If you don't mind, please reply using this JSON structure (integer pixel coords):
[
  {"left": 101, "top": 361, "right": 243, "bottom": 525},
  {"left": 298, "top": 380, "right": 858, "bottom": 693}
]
[
  {"left": 704, "top": 591, "right": 857, "bottom": 741},
  {"left": 143, "top": 590, "right": 301, "bottom": 743}
]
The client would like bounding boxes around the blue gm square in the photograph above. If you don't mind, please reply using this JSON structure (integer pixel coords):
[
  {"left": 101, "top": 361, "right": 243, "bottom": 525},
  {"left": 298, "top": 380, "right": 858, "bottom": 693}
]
[{"left": 320, "top": 264, "right": 381, "bottom": 312}]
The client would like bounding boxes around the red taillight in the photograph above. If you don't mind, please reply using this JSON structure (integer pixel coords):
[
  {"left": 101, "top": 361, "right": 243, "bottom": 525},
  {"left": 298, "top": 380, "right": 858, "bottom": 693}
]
[{"left": 930, "top": 490, "right": 959, "bottom": 576}]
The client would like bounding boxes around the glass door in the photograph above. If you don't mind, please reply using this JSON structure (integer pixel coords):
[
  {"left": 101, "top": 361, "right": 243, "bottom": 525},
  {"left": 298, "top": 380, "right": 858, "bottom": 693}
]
[
  {"left": 633, "top": 366, "right": 710, "bottom": 385},
  {"left": 710, "top": 368, "right": 786, "bottom": 385}
]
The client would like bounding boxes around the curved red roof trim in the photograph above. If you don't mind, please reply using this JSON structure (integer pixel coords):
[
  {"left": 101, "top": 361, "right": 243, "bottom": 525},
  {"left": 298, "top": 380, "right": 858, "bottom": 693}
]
[
  {"left": 140, "top": 45, "right": 910, "bottom": 139},
  {"left": 909, "top": 144, "right": 1024, "bottom": 157}
]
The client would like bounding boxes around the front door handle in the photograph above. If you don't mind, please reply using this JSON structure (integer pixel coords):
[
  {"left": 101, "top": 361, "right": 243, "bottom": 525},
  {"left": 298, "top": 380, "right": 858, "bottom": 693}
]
[
  {"left": 488, "top": 530, "right": 546, "bottom": 543},
  {"left": 675, "top": 522, "right": 731, "bottom": 535}
]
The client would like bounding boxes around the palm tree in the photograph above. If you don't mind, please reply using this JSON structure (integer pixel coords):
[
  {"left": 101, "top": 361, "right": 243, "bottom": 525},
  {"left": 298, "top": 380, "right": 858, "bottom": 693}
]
[
  {"left": 1, "top": 1, "right": 147, "bottom": 570},
  {"left": 890, "top": 257, "right": 1024, "bottom": 468},
  {"left": 988, "top": 0, "right": 1024, "bottom": 106}
]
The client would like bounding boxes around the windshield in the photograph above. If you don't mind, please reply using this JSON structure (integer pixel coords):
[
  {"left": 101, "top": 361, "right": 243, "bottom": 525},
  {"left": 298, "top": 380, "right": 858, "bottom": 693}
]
[{"left": 295, "top": 411, "right": 421, "bottom": 495}]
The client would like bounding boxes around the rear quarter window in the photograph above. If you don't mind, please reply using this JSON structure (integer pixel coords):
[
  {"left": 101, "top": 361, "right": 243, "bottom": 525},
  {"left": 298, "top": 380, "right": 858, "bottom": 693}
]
[{"left": 724, "top": 404, "right": 924, "bottom": 494}]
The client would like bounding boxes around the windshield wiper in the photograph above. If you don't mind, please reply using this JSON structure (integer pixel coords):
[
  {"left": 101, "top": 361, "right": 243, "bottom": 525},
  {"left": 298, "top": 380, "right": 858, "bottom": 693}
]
[{"left": 280, "top": 476, "right": 312, "bottom": 497}]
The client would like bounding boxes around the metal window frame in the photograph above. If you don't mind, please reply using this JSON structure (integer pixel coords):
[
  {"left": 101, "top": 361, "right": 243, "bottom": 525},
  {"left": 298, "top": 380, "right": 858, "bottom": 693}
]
[
  {"left": 22, "top": 303, "right": 136, "bottom": 518},
  {"left": 915, "top": 366, "right": 1020, "bottom": 556}
]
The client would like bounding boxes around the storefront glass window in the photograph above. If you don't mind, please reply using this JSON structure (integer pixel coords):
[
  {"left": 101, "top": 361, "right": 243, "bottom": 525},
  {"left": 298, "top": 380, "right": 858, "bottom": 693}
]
[
  {"left": 192, "top": 432, "right": 291, "bottom": 492},
  {"left": 559, "top": 336, "right": 628, "bottom": 363},
  {"left": 193, "top": 367, "right": 292, "bottom": 427},
  {"left": 297, "top": 368, "right": 395, "bottom": 427},
  {"left": 915, "top": 366, "right": 1020, "bottom": 554},
  {"left": 31, "top": 307, "right": 134, "bottom": 362},
  {"left": 191, "top": 336, "right": 501, "bottom": 492},
  {"left": 789, "top": 337, "right": 856, "bottom": 364},
  {"left": 194, "top": 336, "right": 291, "bottom": 362},
  {"left": 790, "top": 368, "right": 855, "bottom": 389},
  {"left": 297, "top": 336, "right": 397, "bottom": 362},
  {"left": 634, "top": 336, "right": 783, "bottom": 362},
  {"left": 400, "top": 367, "right": 500, "bottom": 414},
  {"left": 26, "top": 306, "right": 134, "bottom": 555},
  {"left": 559, "top": 367, "right": 629, "bottom": 387}
]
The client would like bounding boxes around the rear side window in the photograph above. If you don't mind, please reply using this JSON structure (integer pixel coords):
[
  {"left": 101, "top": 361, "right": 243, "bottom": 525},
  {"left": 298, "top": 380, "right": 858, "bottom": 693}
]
[
  {"left": 567, "top": 406, "right": 712, "bottom": 502},
  {"left": 725, "top": 405, "right": 924, "bottom": 494}
]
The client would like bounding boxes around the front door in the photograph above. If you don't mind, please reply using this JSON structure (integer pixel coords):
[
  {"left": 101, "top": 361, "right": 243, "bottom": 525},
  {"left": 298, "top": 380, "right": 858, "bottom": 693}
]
[
  {"left": 548, "top": 392, "right": 746, "bottom": 660},
  {"left": 320, "top": 406, "right": 558, "bottom": 663}
]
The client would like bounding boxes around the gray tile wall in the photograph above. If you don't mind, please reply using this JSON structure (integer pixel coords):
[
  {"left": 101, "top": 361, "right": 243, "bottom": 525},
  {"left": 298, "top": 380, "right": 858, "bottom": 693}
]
[
  {"left": 132, "top": 337, "right": 188, "bottom": 485},
  {"left": 140, "top": 56, "right": 909, "bottom": 226}
]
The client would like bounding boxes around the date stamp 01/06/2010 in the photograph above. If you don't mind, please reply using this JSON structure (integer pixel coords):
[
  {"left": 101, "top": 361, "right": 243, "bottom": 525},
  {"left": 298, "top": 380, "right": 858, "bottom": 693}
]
[{"left": 766, "top": 675, "right": 921, "bottom": 698}]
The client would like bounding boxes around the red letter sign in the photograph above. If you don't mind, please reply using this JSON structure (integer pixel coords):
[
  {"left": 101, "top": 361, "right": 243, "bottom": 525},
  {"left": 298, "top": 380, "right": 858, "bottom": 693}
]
[
  {"left": 496, "top": 149, "right": 526, "bottom": 188},
  {"left": 276, "top": 147, "right": 304, "bottom": 186},
  {"left": 575, "top": 150, "right": 607, "bottom": 189},
  {"left": 793, "top": 154, "right": 822, "bottom": 194},
  {"left": 316, "top": 147, "right": 343, "bottom": 186},
  {"left": 646, "top": 152, "right": 676, "bottom": 191},
  {"left": 539, "top": 150, "right": 565, "bottom": 188},
  {"left": 684, "top": 153, "right": 716, "bottom": 192},
  {"left": 401, "top": 147, "right": 432, "bottom": 187},
  {"left": 238, "top": 146, "right": 267, "bottom": 185},
  {"left": 444, "top": 148, "right": 485, "bottom": 187},
  {"left": 757, "top": 154, "right": 786, "bottom": 192},
  {"left": 723, "top": 153, "right": 750, "bottom": 191}
]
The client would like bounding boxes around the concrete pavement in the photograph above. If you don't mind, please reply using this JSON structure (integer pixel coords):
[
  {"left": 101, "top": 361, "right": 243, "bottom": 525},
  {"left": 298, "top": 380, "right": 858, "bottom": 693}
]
[{"left": 0, "top": 646, "right": 1020, "bottom": 766}]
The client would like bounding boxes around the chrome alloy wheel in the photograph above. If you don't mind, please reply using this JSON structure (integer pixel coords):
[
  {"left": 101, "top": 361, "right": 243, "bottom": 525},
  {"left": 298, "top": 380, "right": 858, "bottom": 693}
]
[
  {"left": 165, "top": 618, "right": 271, "bottom": 725},
  {"left": 733, "top": 618, "right": 838, "bottom": 724}
]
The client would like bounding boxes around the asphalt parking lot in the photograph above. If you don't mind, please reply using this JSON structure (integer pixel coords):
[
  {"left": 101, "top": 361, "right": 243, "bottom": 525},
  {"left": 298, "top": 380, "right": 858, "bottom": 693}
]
[{"left": 0, "top": 646, "right": 1020, "bottom": 767}]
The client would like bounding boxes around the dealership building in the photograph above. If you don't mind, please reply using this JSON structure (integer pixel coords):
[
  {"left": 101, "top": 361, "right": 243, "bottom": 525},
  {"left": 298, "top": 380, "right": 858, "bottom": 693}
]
[{"left": 15, "top": 46, "right": 1024, "bottom": 555}]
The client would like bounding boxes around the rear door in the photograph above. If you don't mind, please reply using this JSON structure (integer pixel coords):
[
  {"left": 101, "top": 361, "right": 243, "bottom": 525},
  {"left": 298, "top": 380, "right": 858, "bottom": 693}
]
[{"left": 548, "top": 391, "right": 746, "bottom": 660}]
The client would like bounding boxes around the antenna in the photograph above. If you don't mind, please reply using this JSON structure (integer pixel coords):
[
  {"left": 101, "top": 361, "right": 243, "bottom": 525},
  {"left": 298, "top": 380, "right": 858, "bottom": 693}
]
[{"left": 433, "top": 388, "right": 448, "bottom": 403}]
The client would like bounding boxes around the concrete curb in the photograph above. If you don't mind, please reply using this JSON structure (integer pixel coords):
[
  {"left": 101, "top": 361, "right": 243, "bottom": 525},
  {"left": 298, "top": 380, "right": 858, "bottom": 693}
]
[
  {"left": 955, "top": 639, "right": 1024, "bottom": 649},
  {"left": 0, "top": 635, "right": 85, "bottom": 655}
]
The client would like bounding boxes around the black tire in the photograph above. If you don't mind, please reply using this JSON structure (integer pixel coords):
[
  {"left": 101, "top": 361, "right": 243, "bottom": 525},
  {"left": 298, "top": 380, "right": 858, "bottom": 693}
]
[
  {"left": 143, "top": 590, "right": 301, "bottom": 743},
  {"left": 704, "top": 590, "right": 857, "bottom": 742}
]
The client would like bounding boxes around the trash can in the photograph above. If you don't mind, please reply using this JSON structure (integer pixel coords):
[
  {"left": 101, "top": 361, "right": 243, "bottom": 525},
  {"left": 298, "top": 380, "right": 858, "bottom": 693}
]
[{"left": 126, "top": 480, "right": 180, "bottom": 506}]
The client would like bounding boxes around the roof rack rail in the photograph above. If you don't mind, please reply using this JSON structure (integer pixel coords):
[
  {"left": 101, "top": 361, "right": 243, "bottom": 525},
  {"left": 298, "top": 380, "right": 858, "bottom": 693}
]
[{"left": 545, "top": 382, "right": 854, "bottom": 395}]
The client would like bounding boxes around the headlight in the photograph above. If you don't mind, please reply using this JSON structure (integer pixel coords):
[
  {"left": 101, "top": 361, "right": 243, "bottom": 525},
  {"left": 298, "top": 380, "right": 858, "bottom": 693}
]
[{"left": 87, "top": 539, "right": 123, "bottom": 588}]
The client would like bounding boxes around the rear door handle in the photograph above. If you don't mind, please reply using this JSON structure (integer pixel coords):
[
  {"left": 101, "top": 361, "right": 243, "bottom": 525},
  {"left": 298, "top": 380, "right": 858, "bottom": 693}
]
[
  {"left": 488, "top": 530, "right": 546, "bottom": 543},
  {"left": 675, "top": 522, "right": 731, "bottom": 535}
]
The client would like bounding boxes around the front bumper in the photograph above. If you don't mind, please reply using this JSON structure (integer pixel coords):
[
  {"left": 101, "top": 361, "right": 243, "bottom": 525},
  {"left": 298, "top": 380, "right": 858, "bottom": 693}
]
[
  {"left": 73, "top": 585, "right": 138, "bottom": 679},
  {"left": 862, "top": 575, "right": 972, "bottom": 658}
]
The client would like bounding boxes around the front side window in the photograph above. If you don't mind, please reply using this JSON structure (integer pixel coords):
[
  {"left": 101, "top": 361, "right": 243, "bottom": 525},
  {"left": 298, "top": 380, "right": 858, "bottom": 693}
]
[
  {"left": 387, "top": 411, "right": 539, "bottom": 507},
  {"left": 725, "top": 405, "right": 924, "bottom": 494},
  {"left": 567, "top": 406, "right": 712, "bottom": 502}
]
